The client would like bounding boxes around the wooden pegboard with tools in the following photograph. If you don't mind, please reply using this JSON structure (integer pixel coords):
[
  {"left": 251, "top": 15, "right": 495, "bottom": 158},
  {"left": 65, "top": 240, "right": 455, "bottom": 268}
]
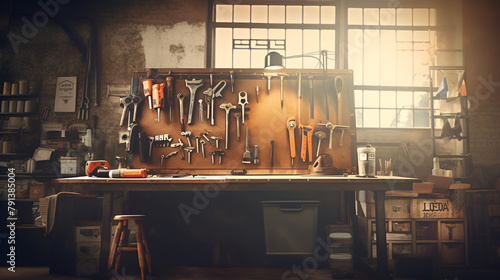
[{"left": 127, "top": 68, "right": 356, "bottom": 175}]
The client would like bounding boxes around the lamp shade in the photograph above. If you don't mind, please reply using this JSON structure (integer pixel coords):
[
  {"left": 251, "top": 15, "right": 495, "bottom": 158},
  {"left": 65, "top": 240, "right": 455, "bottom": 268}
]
[{"left": 264, "top": 52, "right": 284, "bottom": 70}]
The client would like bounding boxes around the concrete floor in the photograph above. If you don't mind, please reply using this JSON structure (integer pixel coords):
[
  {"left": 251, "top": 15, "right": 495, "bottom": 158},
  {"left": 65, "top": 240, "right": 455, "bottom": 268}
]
[{"left": 1, "top": 266, "right": 499, "bottom": 280}]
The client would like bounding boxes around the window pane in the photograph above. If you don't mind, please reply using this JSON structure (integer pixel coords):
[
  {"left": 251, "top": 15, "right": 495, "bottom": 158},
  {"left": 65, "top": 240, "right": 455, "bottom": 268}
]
[
  {"left": 215, "top": 28, "right": 232, "bottom": 68},
  {"left": 348, "top": 29, "right": 363, "bottom": 84},
  {"left": 413, "top": 9, "right": 429, "bottom": 26},
  {"left": 321, "top": 6, "right": 335, "bottom": 24},
  {"left": 380, "top": 30, "right": 396, "bottom": 86},
  {"left": 251, "top": 50, "right": 266, "bottom": 68},
  {"left": 321, "top": 30, "right": 335, "bottom": 69},
  {"left": 364, "top": 109, "right": 380, "bottom": 127},
  {"left": 234, "top": 28, "right": 250, "bottom": 39},
  {"left": 380, "top": 109, "right": 397, "bottom": 127},
  {"left": 251, "top": 5, "right": 267, "bottom": 23},
  {"left": 414, "top": 92, "right": 430, "bottom": 108},
  {"left": 364, "top": 8, "right": 379, "bottom": 25},
  {"left": 397, "top": 9, "right": 412, "bottom": 26},
  {"left": 234, "top": 5, "right": 250, "bottom": 23},
  {"left": 355, "top": 90, "right": 363, "bottom": 107},
  {"left": 348, "top": 8, "right": 362, "bottom": 25},
  {"left": 364, "top": 91, "right": 379, "bottom": 108},
  {"left": 397, "top": 91, "right": 413, "bottom": 108},
  {"left": 380, "top": 8, "right": 395, "bottom": 25},
  {"left": 364, "top": 30, "right": 380, "bottom": 85},
  {"left": 397, "top": 109, "right": 413, "bottom": 127},
  {"left": 233, "top": 49, "right": 250, "bottom": 68},
  {"left": 414, "top": 51, "right": 429, "bottom": 86},
  {"left": 286, "top": 6, "right": 302, "bottom": 24},
  {"left": 269, "top": 29, "right": 285, "bottom": 40},
  {"left": 251, "top": 28, "right": 266, "bottom": 39},
  {"left": 380, "top": 91, "right": 396, "bottom": 108},
  {"left": 304, "top": 6, "right": 320, "bottom": 24},
  {"left": 269, "top": 6, "right": 285, "bottom": 23},
  {"left": 414, "top": 110, "right": 430, "bottom": 127},
  {"left": 356, "top": 109, "right": 363, "bottom": 127},
  {"left": 216, "top": 5, "right": 232, "bottom": 22},
  {"left": 396, "top": 51, "right": 413, "bottom": 86},
  {"left": 303, "top": 30, "right": 320, "bottom": 68},
  {"left": 286, "top": 29, "right": 303, "bottom": 68},
  {"left": 414, "top": 31, "right": 429, "bottom": 42},
  {"left": 430, "top": 9, "right": 437, "bottom": 26}
]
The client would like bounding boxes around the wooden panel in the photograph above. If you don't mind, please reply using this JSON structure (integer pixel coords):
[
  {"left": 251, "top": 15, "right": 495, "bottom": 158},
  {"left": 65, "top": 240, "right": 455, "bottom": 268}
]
[{"left": 129, "top": 68, "right": 355, "bottom": 174}]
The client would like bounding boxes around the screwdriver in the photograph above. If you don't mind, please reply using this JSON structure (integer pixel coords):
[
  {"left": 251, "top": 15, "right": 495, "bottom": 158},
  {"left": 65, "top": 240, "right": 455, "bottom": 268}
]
[
  {"left": 287, "top": 117, "right": 297, "bottom": 166},
  {"left": 143, "top": 79, "right": 154, "bottom": 110},
  {"left": 166, "top": 76, "right": 175, "bottom": 122},
  {"left": 152, "top": 83, "right": 165, "bottom": 123}
]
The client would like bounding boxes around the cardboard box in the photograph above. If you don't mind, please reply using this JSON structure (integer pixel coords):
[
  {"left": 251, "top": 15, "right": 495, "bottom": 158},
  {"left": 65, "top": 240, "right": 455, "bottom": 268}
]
[
  {"left": 411, "top": 199, "right": 464, "bottom": 219},
  {"left": 357, "top": 199, "right": 411, "bottom": 219},
  {"left": 374, "top": 233, "right": 412, "bottom": 241},
  {"left": 427, "top": 175, "right": 453, "bottom": 193},
  {"left": 440, "top": 221, "right": 465, "bottom": 240},
  {"left": 76, "top": 242, "right": 100, "bottom": 276},
  {"left": 75, "top": 225, "right": 101, "bottom": 243},
  {"left": 60, "top": 157, "right": 81, "bottom": 175},
  {"left": 413, "top": 182, "right": 434, "bottom": 194},
  {"left": 29, "top": 183, "right": 46, "bottom": 199}
]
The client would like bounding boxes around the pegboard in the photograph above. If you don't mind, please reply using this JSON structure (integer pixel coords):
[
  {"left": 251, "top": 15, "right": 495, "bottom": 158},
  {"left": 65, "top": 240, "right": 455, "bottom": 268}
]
[{"left": 129, "top": 68, "right": 356, "bottom": 175}]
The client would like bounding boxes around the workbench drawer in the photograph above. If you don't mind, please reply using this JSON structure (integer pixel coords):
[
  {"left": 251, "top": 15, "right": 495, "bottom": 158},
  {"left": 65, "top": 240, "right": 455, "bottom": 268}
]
[
  {"left": 441, "top": 243, "right": 466, "bottom": 265},
  {"left": 416, "top": 243, "right": 438, "bottom": 258},
  {"left": 392, "top": 243, "right": 412, "bottom": 258},
  {"left": 440, "top": 221, "right": 465, "bottom": 241},
  {"left": 416, "top": 221, "right": 438, "bottom": 240},
  {"left": 392, "top": 221, "right": 411, "bottom": 232}
]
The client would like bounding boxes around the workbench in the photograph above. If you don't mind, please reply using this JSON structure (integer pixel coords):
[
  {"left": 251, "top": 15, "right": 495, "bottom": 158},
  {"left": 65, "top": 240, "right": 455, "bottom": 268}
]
[{"left": 54, "top": 175, "right": 419, "bottom": 279}]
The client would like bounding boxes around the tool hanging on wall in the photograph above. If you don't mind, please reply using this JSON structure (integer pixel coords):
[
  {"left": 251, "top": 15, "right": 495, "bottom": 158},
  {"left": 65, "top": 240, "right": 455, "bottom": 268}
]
[
  {"left": 242, "top": 127, "right": 252, "bottom": 164},
  {"left": 270, "top": 140, "right": 275, "bottom": 167},
  {"left": 153, "top": 83, "right": 165, "bottom": 123},
  {"left": 230, "top": 70, "right": 235, "bottom": 93},
  {"left": 119, "top": 95, "right": 133, "bottom": 127},
  {"left": 166, "top": 76, "right": 175, "bottom": 122},
  {"left": 318, "top": 122, "right": 349, "bottom": 149},
  {"left": 300, "top": 124, "right": 314, "bottom": 162},
  {"left": 177, "top": 92, "right": 186, "bottom": 131},
  {"left": 78, "top": 38, "right": 91, "bottom": 120},
  {"left": 142, "top": 79, "right": 153, "bottom": 110},
  {"left": 287, "top": 117, "right": 297, "bottom": 166},
  {"left": 130, "top": 78, "right": 143, "bottom": 123},
  {"left": 308, "top": 74, "right": 314, "bottom": 119},
  {"left": 256, "top": 86, "right": 259, "bottom": 103},
  {"left": 238, "top": 91, "right": 249, "bottom": 124},
  {"left": 264, "top": 72, "right": 278, "bottom": 94},
  {"left": 219, "top": 103, "right": 236, "bottom": 149},
  {"left": 335, "top": 76, "right": 344, "bottom": 124},
  {"left": 280, "top": 74, "right": 286, "bottom": 109},
  {"left": 314, "top": 130, "right": 327, "bottom": 157},
  {"left": 211, "top": 80, "right": 227, "bottom": 125},
  {"left": 185, "top": 78, "right": 203, "bottom": 125},
  {"left": 297, "top": 73, "right": 302, "bottom": 122}
]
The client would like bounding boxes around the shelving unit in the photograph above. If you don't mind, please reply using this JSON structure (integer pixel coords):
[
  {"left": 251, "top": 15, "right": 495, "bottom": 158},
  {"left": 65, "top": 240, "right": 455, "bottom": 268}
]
[{"left": 429, "top": 66, "right": 471, "bottom": 180}]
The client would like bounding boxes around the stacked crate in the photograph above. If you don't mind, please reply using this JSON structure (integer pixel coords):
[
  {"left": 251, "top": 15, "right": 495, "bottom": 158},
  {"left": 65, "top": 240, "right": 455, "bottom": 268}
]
[{"left": 356, "top": 190, "right": 468, "bottom": 267}]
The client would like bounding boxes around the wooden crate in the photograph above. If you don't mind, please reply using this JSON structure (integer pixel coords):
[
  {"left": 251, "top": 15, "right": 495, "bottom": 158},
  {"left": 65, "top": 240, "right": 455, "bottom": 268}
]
[{"left": 411, "top": 199, "right": 464, "bottom": 219}]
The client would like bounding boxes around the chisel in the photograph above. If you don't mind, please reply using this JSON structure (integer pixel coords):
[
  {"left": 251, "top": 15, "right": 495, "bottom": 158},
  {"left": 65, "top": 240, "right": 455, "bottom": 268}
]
[{"left": 166, "top": 76, "right": 175, "bottom": 123}]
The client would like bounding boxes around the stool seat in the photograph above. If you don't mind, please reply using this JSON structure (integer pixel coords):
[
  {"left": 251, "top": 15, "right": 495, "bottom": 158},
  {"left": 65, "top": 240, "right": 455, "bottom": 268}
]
[
  {"left": 108, "top": 214, "right": 151, "bottom": 280},
  {"left": 114, "top": 215, "right": 145, "bottom": 220}
]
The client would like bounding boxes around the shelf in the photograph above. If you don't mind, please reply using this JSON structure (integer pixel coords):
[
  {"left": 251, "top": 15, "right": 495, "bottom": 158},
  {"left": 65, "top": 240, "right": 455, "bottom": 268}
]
[
  {"left": 434, "top": 155, "right": 468, "bottom": 159},
  {"left": 0, "top": 94, "right": 38, "bottom": 100},
  {"left": 0, "top": 153, "right": 31, "bottom": 157},
  {"left": 415, "top": 240, "right": 439, "bottom": 243},
  {"left": 0, "top": 112, "right": 38, "bottom": 117},
  {"left": 432, "top": 114, "right": 467, "bottom": 119},
  {"left": 441, "top": 240, "right": 466, "bottom": 243},
  {"left": 434, "top": 136, "right": 468, "bottom": 140}
]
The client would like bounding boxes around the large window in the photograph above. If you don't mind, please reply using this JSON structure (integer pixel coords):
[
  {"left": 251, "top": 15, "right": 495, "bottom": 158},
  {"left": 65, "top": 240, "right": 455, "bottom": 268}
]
[{"left": 208, "top": 0, "right": 463, "bottom": 128}]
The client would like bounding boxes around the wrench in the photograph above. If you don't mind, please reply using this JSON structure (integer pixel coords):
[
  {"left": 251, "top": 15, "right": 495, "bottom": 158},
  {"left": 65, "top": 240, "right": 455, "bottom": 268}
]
[
  {"left": 238, "top": 91, "right": 249, "bottom": 124},
  {"left": 314, "top": 130, "right": 327, "bottom": 157},
  {"left": 220, "top": 103, "right": 236, "bottom": 149},
  {"left": 185, "top": 78, "right": 203, "bottom": 125},
  {"left": 200, "top": 140, "right": 206, "bottom": 158},
  {"left": 198, "top": 99, "right": 204, "bottom": 123},
  {"left": 161, "top": 151, "right": 178, "bottom": 167},
  {"left": 233, "top": 112, "right": 241, "bottom": 141},
  {"left": 185, "top": 147, "right": 194, "bottom": 164},
  {"left": 318, "top": 122, "right": 349, "bottom": 149},
  {"left": 119, "top": 95, "right": 133, "bottom": 127},
  {"left": 203, "top": 88, "right": 212, "bottom": 120},
  {"left": 212, "top": 80, "right": 227, "bottom": 125},
  {"left": 177, "top": 92, "right": 186, "bottom": 132},
  {"left": 181, "top": 131, "right": 192, "bottom": 147}
]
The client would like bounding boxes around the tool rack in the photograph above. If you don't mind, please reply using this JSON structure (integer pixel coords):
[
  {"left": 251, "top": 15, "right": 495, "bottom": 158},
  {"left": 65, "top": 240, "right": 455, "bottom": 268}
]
[{"left": 128, "top": 68, "right": 356, "bottom": 174}]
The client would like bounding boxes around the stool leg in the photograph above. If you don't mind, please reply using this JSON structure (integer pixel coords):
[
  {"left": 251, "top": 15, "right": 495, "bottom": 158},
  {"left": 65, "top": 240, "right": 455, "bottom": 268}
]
[
  {"left": 114, "top": 220, "right": 129, "bottom": 272},
  {"left": 108, "top": 221, "right": 124, "bottom": 272},
  {"left": 138, "top": 223, "right": 152, "bottom": 274},
  {"left": 135, "top": 221, "right": 147, "bottom": 280}
]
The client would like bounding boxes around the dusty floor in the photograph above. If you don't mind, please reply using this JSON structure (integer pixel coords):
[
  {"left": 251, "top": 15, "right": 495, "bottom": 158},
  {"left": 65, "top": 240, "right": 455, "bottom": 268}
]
[{"left": 0, "top": 266, "right": 499, "bottom": 280}]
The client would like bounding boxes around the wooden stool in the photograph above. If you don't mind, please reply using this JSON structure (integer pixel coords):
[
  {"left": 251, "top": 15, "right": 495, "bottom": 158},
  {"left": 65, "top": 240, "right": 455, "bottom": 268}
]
[{"left": 108, "top": 215, "right": 152, "bottom": 280}]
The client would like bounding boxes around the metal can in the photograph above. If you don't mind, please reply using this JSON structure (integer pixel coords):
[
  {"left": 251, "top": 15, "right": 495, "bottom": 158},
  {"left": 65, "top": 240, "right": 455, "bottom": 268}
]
[{"left": 357, "top": 144, "right": 376, "bottom": 177}]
